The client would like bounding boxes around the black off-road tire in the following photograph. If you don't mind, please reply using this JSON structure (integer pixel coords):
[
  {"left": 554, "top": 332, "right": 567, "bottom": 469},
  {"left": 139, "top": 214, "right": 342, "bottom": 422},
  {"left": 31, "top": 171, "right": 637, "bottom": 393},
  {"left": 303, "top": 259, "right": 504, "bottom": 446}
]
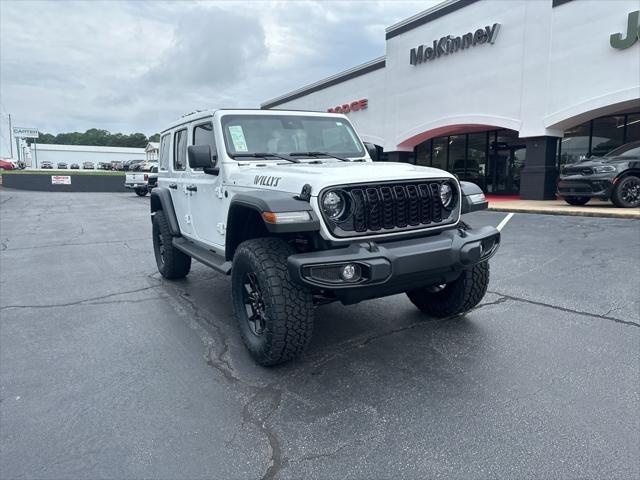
[
  {"left": 231, "top": 237, "right": 314, "bottom": 366},
  {"left": 563, "top": 196, "right": 590, "bottom": 206},
  {"left": 152, "top": 210, "right": 191, "bottom": 279},
  {"left": 135, "top": 187, "right": 148, "bottom": 197},
  {"left": 406, "top": 261, "right": 490, "bottom": 318},
  {"left": 611, "top": 175, "right": 640, "bottom": 208}
]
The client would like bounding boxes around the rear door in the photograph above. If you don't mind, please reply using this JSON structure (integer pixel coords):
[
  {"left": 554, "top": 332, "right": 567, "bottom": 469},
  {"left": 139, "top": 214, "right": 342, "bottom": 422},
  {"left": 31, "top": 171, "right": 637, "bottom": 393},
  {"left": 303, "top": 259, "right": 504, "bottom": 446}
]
[{"left": 188, "top": 120, "right": 226, "bottom": 250}]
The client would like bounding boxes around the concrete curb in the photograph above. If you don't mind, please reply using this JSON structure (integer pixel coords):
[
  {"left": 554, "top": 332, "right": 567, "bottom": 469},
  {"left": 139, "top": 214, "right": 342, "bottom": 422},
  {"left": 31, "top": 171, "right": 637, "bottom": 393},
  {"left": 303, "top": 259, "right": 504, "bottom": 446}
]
[{"left": 488, "top": 205, "right": 639, "bottom": 219}]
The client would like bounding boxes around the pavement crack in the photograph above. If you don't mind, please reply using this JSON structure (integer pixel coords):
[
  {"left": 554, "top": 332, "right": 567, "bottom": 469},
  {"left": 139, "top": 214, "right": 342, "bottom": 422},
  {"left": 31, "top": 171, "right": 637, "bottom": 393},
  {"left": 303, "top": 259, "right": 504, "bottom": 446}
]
[
  {"left": 297, "top": 443, "right": 349, "bottom": 462},
  {"left": 473, "top": 294, "right": 510, "bottom": 310},
  {"left": 357, "top": 320, "right": 430, "bottom": 347},
  {"left": 242, "top": 386, "right": 285, "bottom": 480},
  {"left": 488, "top": 290, "right": 639, "bottom": 327},
  {"left": 177, "top": 291, "right": 241, "bottom": 384},
  {"left": 1, "top": 238, "right": 148, "bottom": 252},
  {"left": 0, "top": 285, "right": 159, "bottom": 311},
  {"left": 163, "top": 285, "right": 287, "bottom": 480}
]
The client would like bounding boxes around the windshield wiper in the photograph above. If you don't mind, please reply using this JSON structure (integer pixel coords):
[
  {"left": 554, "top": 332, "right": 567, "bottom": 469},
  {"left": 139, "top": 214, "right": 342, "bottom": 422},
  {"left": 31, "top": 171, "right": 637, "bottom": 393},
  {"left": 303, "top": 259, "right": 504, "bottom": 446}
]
[
  {"left": 289, "top": 151, "right": 352, "bottom": 162},
  {"left": 233, "top": 152, "right": 300, "bottom": 163}
]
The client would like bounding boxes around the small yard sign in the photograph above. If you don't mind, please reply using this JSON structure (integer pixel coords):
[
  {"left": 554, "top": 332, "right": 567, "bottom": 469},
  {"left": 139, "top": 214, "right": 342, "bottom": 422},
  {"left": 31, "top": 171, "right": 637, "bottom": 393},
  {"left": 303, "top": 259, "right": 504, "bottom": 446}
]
[{"left": 51, "top": 175, "right": 71, "bottom": 185}]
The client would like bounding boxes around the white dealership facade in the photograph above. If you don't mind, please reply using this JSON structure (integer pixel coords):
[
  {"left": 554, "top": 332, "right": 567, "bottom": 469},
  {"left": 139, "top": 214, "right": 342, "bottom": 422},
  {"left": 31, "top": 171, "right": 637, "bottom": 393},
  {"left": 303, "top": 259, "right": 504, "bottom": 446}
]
[{"left": 263, "top": 0, "right": 640, "bottom": 199}]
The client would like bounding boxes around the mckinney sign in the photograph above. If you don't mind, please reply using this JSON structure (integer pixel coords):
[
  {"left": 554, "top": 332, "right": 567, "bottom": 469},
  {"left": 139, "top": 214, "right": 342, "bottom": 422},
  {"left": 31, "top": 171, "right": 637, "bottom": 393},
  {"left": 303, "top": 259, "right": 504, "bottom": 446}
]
[{"left": 410, "top": 23, "right": 500, "bottom": 66}]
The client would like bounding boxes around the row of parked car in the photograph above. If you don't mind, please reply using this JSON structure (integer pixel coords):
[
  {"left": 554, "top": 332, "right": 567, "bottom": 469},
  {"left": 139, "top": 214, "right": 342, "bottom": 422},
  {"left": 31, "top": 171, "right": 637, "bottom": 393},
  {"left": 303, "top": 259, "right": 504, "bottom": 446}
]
[{"left": 37, "top": 159, "right": 158, "bottom": 171}]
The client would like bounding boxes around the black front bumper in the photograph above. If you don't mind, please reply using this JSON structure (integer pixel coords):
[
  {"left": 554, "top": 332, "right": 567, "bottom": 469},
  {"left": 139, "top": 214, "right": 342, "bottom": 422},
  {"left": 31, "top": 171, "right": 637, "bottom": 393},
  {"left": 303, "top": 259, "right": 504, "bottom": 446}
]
[
  {"left": 557, "top": 175, "right": 614, "bottom": 198},
  {"left": 288, "top": 226, "right": 500, "bottom": 304}
]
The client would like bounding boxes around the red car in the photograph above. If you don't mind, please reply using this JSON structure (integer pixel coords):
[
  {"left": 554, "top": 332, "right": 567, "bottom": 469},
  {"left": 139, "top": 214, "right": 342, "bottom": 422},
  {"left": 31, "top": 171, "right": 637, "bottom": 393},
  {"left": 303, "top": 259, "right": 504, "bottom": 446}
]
[{"left": 0, "top": 159, "right": 15, "bottom": 170}]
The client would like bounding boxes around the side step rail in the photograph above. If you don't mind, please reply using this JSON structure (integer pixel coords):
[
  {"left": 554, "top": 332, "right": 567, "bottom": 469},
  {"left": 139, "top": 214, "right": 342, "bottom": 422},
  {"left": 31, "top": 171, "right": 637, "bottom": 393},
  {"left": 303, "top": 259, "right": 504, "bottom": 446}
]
[{"left": 172, "top": 237, "right": 232, "bottom": 274}]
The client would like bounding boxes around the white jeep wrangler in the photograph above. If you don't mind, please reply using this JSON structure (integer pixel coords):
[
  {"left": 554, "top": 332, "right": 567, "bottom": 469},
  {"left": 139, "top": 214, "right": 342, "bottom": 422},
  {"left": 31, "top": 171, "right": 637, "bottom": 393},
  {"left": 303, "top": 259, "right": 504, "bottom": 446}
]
[{"left": 150, "top": 109, "right": 500, "bottom": 365}]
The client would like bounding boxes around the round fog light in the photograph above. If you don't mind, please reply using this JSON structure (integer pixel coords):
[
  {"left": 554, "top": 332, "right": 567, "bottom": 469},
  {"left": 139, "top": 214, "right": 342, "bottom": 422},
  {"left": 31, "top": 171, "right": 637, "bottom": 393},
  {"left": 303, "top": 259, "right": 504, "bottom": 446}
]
[{"left": 340, "top": 264, "right": 360, "bottom": 281}]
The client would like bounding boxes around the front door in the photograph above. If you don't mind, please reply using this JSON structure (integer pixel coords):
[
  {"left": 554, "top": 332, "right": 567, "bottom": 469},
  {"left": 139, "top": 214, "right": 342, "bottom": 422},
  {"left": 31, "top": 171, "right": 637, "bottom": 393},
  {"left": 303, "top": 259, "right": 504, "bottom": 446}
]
[
  {"left": 188, "top": 121, "right": 226, "bottom": 251},
  {"left": 488, "top": 143, "right": 525, "bottom": 195}
]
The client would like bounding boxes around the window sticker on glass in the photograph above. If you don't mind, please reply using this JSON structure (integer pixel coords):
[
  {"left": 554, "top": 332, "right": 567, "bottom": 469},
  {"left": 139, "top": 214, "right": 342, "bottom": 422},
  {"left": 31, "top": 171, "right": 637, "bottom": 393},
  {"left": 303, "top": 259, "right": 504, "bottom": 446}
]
[
  {"left": 336, "top": 122, "right": 343, "bottom": 126},
  {"left": 229, "top": 125, "right": 248, "bottom": 152}
]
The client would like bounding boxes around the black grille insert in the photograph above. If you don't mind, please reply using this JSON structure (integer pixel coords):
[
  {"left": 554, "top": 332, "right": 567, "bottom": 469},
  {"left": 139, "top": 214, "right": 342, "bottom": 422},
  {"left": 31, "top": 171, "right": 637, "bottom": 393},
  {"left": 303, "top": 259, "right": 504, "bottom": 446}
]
[{"left": 321, "top": 180, "right": 457, "bottom": 238}]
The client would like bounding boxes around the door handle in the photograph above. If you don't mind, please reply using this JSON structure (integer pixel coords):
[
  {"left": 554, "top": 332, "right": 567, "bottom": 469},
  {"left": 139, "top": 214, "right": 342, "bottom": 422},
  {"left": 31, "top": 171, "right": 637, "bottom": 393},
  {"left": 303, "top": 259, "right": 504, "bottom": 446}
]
[
  {"left": 186, "top": 185, "right": 197, "bottom": 192},
  {"left": 169, "top": 183, "right": 177, "bottom": 189}
]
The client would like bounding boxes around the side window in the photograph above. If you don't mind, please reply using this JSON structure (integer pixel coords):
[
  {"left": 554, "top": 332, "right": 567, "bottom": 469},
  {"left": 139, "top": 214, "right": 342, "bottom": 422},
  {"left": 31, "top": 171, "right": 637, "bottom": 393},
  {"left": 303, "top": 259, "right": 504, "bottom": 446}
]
[
  {"left": 159, "top": 133, "right": 170, "bottom": 171},
  {"left": 173, "top": 129, "right": 187, "bottom": 171},
  {"left": 193, "top": 122, "right": 216, "bottom": 150}
]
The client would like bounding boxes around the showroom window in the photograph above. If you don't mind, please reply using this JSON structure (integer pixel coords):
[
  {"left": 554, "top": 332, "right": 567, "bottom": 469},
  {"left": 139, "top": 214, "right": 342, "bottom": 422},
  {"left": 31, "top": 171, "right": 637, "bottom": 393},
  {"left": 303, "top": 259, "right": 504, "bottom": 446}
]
[
  {"left": 467, "top": 132, "right": 488, "bottom": 189},
  {"left": 432, "top": 137, "right": 448, "bottom": 170},
  {"left": 448, "top": 135, "right": 466, "bottom": 179},
  {"left": 415, "top": 140, "right": 432, "bottom": 166},
  {"left": 625, "top": 113, "right": 640, "bottom": 144},
  {"left": 591, "top": 115, "right": 625, "bottom": 157},
  {"left": 559, "top": 122, "right": 591, "bottom": 165},
  {"left": 558, "top": 112, "right": 640, "bottom": 166}
]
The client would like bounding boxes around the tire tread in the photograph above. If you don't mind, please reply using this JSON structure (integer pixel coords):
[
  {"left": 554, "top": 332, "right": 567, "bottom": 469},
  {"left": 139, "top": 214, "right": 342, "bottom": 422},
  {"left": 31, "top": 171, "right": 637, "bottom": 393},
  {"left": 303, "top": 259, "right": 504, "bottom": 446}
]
[
  {"left": 232, "top": 237, "right": 314, "bottom": 365},
  {"left": 407, "top": 262, "right": 490, "bottom": 318}
]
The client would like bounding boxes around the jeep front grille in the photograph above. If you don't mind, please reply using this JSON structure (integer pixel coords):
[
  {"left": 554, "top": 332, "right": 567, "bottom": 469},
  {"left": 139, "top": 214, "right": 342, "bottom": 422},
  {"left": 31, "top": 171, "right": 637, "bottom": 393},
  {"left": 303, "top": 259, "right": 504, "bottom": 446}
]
[{"left": 320, "top": 180, "right": 459, "bottom": 238}]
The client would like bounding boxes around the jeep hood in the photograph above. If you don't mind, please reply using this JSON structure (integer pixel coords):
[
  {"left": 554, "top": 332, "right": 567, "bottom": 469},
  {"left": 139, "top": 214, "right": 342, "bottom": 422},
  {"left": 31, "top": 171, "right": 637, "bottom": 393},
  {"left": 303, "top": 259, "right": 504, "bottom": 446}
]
[{"left": 233, "top": 161, "right": 456, "bottom": 196}]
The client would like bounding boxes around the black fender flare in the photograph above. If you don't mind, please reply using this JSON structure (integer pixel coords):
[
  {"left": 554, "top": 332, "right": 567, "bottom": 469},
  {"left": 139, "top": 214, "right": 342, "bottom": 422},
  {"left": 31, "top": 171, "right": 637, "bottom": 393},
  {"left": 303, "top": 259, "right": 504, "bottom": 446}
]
[
  {"left": 150, "top": 187, "right": 181, "bottom": 236},
  {"left": 228, "top": 192, "right": 320, "bottom": 234},
  {"left": 459, "top": 181, "right": 489, "bottom": 214}
]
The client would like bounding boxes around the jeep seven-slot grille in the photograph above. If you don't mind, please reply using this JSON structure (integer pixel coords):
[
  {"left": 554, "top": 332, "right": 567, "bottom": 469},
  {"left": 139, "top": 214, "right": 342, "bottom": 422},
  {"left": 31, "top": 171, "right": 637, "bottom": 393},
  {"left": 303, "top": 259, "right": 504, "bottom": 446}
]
[{"left": 323, "top": 180, "right": 456, "bottom": 238}]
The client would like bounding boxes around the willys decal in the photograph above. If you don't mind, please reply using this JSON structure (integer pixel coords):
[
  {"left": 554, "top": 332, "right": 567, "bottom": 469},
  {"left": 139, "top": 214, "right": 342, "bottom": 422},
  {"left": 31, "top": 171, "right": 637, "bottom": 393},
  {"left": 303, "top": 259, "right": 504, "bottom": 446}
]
[{"left": 254, "top": 175, "right": 282, "bottom": 187}]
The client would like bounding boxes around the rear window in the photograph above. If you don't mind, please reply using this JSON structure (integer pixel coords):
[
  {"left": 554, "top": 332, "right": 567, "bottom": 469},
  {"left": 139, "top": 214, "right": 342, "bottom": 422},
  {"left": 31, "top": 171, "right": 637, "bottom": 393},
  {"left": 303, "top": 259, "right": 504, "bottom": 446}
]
[
  {"left": 159, "top": 134, "right": 170, "bottom": 171},
  {"left": 173, "top": 129, "right": 187, "bottom": 171},
  {"left": 604, "top": 141, "right": 640, "bottom": 157}
]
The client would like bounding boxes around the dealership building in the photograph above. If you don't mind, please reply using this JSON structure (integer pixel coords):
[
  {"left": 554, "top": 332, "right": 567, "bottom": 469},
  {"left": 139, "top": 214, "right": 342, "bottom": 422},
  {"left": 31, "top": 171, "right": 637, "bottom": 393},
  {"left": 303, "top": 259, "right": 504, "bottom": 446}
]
[{"left": 262, "top": 0, "right": 640, "bottom": 199}]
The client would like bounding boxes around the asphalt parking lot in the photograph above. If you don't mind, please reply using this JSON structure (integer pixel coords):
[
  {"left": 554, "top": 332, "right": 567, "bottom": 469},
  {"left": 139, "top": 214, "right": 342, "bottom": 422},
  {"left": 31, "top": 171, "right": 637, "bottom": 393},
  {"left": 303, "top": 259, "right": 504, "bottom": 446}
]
[{"left": 1, "top": 189, "right": 639, "bottom": 479}]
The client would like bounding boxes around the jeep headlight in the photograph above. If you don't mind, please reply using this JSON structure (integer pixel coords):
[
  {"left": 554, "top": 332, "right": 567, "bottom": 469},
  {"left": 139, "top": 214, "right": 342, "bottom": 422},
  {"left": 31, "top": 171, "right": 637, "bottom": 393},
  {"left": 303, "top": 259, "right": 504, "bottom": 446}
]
[
  {"left": 439, "top": 182, "right": 454, "bottom": 208},
  {"left": 592, "top": 165, "right": 616, "bottom": 174},
  {"left": 321, "top": 191, "right": 346, "bottom": 220}
]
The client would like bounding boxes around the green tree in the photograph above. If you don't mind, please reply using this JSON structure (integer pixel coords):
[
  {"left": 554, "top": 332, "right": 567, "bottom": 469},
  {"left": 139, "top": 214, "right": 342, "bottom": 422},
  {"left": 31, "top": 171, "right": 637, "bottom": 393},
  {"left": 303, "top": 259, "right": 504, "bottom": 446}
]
[
  {"left": 148, "top": 133, "right": 160, "bottom": 142},
  {"left": 27, "top": 129, "right": 153, "bottom": 148}
]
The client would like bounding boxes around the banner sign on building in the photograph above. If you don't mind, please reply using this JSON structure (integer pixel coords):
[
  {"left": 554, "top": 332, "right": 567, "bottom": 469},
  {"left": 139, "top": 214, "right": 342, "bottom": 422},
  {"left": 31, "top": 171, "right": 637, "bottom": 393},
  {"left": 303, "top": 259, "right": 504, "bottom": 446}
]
[
  {"left": 409, "top": 23, "right": 500, "bottom": 66},
  {"left": 51, "top": 176, "right": 71, "bottom": 185},
  {"left": 13, "top": 127, "right": 39, "bottom": 139}
]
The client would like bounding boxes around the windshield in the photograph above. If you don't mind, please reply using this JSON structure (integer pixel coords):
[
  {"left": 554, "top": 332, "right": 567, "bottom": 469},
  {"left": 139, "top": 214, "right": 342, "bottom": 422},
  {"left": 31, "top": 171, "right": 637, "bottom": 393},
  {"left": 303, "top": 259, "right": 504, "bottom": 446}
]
[
  {"left": 221, "top": 114, "right": 365, "bottom": 159},
  {"left": 604, "top": 141, "right": 640, "bottom": 157}
]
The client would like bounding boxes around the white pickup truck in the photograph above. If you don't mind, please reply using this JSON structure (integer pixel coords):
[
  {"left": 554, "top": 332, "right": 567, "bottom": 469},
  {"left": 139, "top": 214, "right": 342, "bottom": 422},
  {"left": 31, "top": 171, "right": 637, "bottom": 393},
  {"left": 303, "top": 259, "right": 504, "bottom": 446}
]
[{"left": 125, "top": 168, "right": 158, "bottom": 196}]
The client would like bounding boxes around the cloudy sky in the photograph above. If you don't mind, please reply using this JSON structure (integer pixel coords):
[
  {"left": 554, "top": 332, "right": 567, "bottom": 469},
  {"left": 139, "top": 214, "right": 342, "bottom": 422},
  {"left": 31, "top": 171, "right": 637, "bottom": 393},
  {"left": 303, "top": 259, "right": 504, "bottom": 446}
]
[{"left": 0, "top": 0, "right": 436, "bottom": 150}]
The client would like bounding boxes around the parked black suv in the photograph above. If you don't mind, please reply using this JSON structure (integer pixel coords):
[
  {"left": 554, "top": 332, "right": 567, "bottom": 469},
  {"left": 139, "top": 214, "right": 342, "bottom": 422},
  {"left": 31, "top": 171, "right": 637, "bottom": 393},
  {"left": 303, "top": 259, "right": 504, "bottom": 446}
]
[{"left": 557, "top": 140, "right": 640, "bottom": 208}]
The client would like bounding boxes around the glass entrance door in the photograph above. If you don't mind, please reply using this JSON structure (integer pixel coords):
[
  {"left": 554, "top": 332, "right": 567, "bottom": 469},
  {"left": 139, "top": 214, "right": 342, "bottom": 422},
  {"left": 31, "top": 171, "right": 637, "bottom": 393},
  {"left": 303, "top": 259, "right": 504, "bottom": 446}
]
[{"left": 488, "top": 141, "right": 525, "bottom": 195}]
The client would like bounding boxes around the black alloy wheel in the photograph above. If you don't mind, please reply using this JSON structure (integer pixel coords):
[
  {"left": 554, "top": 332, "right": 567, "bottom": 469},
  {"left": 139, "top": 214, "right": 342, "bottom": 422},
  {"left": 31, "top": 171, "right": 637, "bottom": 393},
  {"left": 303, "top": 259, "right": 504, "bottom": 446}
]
[
  {"left": 231, "top": 237, "right": 314, "bottom": 365},
  {"left": 152, "top": 210, "right": 191, "bottom": 279},
  {"left": 242, "top": 272, "right": 266, "bottom": 336},
  {"left": 613, "top": 176, "right": 640, "bottom": 208}
]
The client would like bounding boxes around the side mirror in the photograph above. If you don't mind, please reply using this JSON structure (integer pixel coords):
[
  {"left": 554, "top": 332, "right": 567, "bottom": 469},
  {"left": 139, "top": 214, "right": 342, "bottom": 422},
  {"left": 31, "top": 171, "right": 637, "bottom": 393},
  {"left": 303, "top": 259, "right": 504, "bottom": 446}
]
[
  {"left": 188, "top": 145, "right": 218, "bottom": 174},
  {"left": 364, "top": 142, "right": 379, "bottom": 161}
]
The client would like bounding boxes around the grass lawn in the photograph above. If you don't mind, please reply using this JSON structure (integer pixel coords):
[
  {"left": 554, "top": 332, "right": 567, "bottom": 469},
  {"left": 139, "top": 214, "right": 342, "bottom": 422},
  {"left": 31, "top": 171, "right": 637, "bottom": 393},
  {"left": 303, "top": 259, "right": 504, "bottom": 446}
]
[{"left": 1, "top": 170, "right": 124, "bottom": 176}]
